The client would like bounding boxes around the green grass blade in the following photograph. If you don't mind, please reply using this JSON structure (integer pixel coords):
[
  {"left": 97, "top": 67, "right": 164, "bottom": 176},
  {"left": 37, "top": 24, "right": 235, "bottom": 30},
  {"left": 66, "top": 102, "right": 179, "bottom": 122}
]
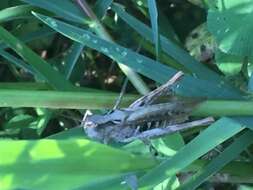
[
  {"left": 35, "top": 108, "right": 53, "bottom": 135},
  {"left": 0, "top": 5, "right": 42, "bottom": 22},
  {"left": 0, "top": 27, "right": 55, "bottom": 50},
  {"left": 192, "top": 100, "right": 253, "bottom": 117},
  {"left": 179, "top": 129, "right": 253, "bottom": 190},
  {"left": 185, "top": 159, "right": 253, "bottom": 179},
  {"left": 32, "top": 12, "right": 243, "bottom": 99},
  {"left": 138, "top": 117, "right": 245, "bottom": 189},
  {"left": 0, "top": 82, "right": 52, "bottom": 90},
  {"left": 138, "top": 36, "right": 186, "bottom": 71},
  {"left": 111, "top": 3, "right": 221, "bottom": 82},
  {"left": 0, "top": 2, "right": 54, "bottom": 105},
  {"left": 3, "top": 114, "right": 35, "bottom": 130},
  {"left": 0, "top": 49, "right": 39, "bottom": 76},
  {"left": 94, "top": 0, "right": 113, "bottom": 19},
  {"left": 21, "top": 0, "right": 89, "bottom": 24},
  {"left": 63, "top": 42, "right": 84, "bottom": 79},
  {"left": 207, "top": 1, "right": 253, "bottom": 58},
  {"left": 0, "top": 82, "right": 111, "bottom": 93},
  {"left": 23, "top": 0, "right": 150, "bottom": 95},
  {"left": 47, "top": 127, "right": 85, "bottom": 139},
  {"left": 0, "top": 26, "right": 75, "bottom": 91},
  {"left": 147, "top": 0, "right": 160, "bottom": 60},
  {"left": 85, "top": 1, "right": 150, "bottom": 95},
  {"left": 0, "top": 27, "right": 54, "bottom": 79},
  {"left": 0, "top": 90, "right": 137, "bottom": 109},
  {"left": 72, "top": 174, "right": 130, "bottom": 190},
  {"left": 0, "top": 139, "right": 157, "bottom": 190},
  {"left": 158, "top": 8, "right": 180, "bottom": 44}
]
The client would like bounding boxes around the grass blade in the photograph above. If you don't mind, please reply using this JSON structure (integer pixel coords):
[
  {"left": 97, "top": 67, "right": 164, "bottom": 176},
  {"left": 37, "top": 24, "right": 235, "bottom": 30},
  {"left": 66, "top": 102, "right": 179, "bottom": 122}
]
[
  {"left": 0, "top": 5, "right": 44, "bottom": 22},
  {"left": 0, "top": 90, "right": 137, "bottom": 109},
  {"left": 0, "top": 27, "right": 55, "bottom": 50},
  {"left": 63, "top": 42, "right": 84, "bottom": 79},
  {"left": 158, "top": 7, "right": 180, "bottom": 44},
  {"left": 0, "top": 26, "right": 75, "bottom": 90},
  {"left": 22, "top": 0, "right": 150, "bottom": 95},
  {"left": 179, "top": 129, "right": 253, "bottom": 190},
  {"left": 72, "top": 175, "right": 128, "bottom": 190},
  {"left": 75, "top": 0, "right": 149, "bottom": 95},
  {"left": 0, "top": 82, "right": 51, "bottom": 90},
  {"left": 47, "top": 127, "right": 85, "bottom": 139},
  {"left": 94, "top": 0, "right": 113, "bottom": 19},
  {"left": 21, "top": 0, "right": 89, "bottom": 24},
  {"left": 192, "top": 100, "right": 253, "bottom": 117},
  {"left": 138, "top": 117, "right": 245, "bottom": 189},
  {"left": 0, "top": 49, "right": 39, "bottom": 76},
  {"left": 147, "top": 0, "right": 160, "bottom": 60},
  {"left": 111, "top": 3, "right": 221, "bottom": 82},
  {"left": 32, "top": 12, "right": 243, "bottom": 99},
  {"left": 185, "top": 159, "right": 253, "bottom": 179}
]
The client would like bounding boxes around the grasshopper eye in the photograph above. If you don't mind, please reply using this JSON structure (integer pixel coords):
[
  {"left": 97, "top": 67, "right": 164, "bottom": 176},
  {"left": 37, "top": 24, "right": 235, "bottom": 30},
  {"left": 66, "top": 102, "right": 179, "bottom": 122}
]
[
  {"left": 113, "top": 119, "right": 121, "bottom": 124},
  {"left": 83, "top": 120, "right": 97, "bottom": 128}
]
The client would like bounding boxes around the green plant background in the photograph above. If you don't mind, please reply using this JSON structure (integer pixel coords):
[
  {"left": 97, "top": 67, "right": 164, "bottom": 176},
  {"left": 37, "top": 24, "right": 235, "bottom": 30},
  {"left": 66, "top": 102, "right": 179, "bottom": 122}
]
[{"left": 1, "top": 0, "right": 253, "bottom": 190}]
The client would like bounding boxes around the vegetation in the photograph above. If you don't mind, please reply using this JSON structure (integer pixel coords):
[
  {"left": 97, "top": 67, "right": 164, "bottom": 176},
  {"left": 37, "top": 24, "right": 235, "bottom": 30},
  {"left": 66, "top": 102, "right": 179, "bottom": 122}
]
[{"left": 1, "top": 0, "right": 253, "bottom": 189}]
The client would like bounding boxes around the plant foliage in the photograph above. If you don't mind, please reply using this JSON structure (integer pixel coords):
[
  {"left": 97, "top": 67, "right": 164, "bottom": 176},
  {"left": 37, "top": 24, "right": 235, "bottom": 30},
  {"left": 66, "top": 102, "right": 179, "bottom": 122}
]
[{"left": 0, "top": 0, "right": 253, "bottom": 190}]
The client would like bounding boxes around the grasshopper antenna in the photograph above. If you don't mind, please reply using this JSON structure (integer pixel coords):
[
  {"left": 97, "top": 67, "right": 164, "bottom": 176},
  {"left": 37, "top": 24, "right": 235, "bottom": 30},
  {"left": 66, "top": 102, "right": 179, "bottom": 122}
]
[
  {"left": 130, "top": 71, "right": 184, "bottom": 108},
  {"left": 113, "top": 77, "right": 129, "bottom": 110},
  {"left": 113, "top": 41, "right": 144, "bottom": 110}
]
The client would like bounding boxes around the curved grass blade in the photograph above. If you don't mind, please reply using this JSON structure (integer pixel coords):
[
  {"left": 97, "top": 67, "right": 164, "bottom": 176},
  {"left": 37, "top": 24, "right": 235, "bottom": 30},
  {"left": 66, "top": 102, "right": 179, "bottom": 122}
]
[
  {"left": 0, "top": 27, "right": 56, "bottom": 50},
  {"left": 21, "top": 0, "right": 89, "bottom": 24},
  {"left": 0, "top": 26, "right": 75, "bottom": 91},
  {"left": 0, "top": 5, "right": 45, "bottom": 22},
  {"left": 138, "top": 117, "right": 245, "bottom": 189},
  {"left": 21, "top": 0, "right": 149, "bottom": 95},
  {"left": 0, "top": 27, "right": 55, "bottom": 79},
  {"left": 94, "top": 0, "right": 113, "bottom": 19},
  {"left": 35, "top": 108, "right": 53, "bottom": 135},
  {"left": 0, "top": 90, "right": 137, "bottom": 109},
  {"left": 63, "top": 42, "right": 84, "bottom": 79},
  {"left": 179, "top": 129, "right": 253, "bottom": 190},
  {"left": 0, "top": 13, "right": 55, "bottom": 77},
  {"left": 0, "top": 139, "right": 157, "bottom": 190},
  {"left": 0, "top": 49, "right": 39, "bottom": 77},
  {"left": 75, "top": 0, "right": 150, "bottom": 95},
  {"left": 3, "top": 114, "right": 35, "bottom": 130},
  {"left": 111, "top": 3, "right": 221, "bottom": 82},
  {"left": 32, "top": 12, "right": 243, "bottom": 99}
]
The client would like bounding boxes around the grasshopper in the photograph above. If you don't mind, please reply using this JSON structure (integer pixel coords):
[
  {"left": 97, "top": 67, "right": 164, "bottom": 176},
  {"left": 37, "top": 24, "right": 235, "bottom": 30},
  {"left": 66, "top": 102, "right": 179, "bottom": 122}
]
[{"left": 82, "top": 72, "right": 213, "bottom": 143}]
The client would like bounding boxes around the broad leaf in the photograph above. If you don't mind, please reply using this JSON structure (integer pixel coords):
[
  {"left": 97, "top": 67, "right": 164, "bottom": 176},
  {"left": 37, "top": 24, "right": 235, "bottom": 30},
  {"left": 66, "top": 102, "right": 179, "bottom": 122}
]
[
  {"left": 0, "top": 139, "right": 157, "bottom": 190},
  {"left": 208, "top": 0, "right": 253, "bottom": 57}
]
